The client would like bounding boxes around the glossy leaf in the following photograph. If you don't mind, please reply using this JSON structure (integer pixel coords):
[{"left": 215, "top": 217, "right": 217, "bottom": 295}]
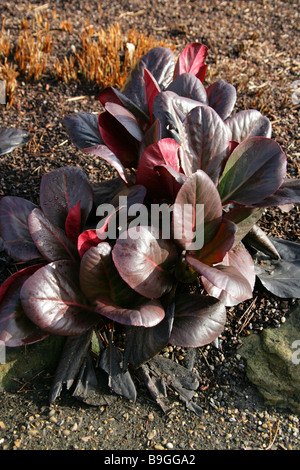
[
  {"left": 99, "top": 343, "right": 137, "bottom": 401},
  {"left": 122, "top": 46, "right": 175, "bottom": 113},
  {"left": 174, "top": 43, "right": 208, "bottom": 81},
  {"left": 255, "top": 238, "right": 300, "bottom": 298},
  {"left": 167, "top": 73, "right": 208, "bottom": 105},
  {"left": 224, "top": 206, "right": 264, "bottom": 246},
  {"left": 201, "top": 242, "right": 255, "bottom": 306},
  {"left": 186, "top": 255, "right": 253, "bottom": 303},
  {"left": 28, "top": 208, "right": 78, "bottom": 262},
  {"left": 112, "top": 226, "right": 178, "bottom": 299},
  {"left": 172, "top": 170, "right": 223, "bottom": 251},
  {"left": 65, "top": 201, "right": 82, "bottom": 244},
  {"left": 80, "top": 242, "right": 137, "bottom": 306},
  {"left": 0, "top": 127, "right": 29, "bottom": 156},
  {"left": 179, "top": 105, "right": 230, "bottom": 182},
  {"left": 83, "top": 145, "right": 130, "bottom": 184},
  {"left": 154, "top": 164, "right": 187, "bottom": 201},
  {"left": 225, "top": 109, "right": 272, "bottom": 142},
  {"left": 39, "top": 167, "right": 93, "bottom": 229},
  {"left": 255, "top": 178, "right": 300, "bottom": 207},
  {"left": 194, "top": 218, "right": 237, "bottom": 265},
  {"left": 77, "top": 229, "right": 103, "bottom": 258},
  {"left": 218, "top": 137, "right": 287, "bottom": 205},
  {"left": 0, "top": 264, "right": 48, "bottom": 347},
  {"left": 144, "top": 68, "right": 161, "bottom": 122},
  {"left": 124, "top": 302, "right": 174, "bottom": 368},
  {"left": 0, "top": 196, "right": 41, "bottom": 262},
  {"left": 98, "top": 111, "right": 139, "bottom": 168},
  {"left": 95, "top": 296, "right": 165, "bottom": 327},
  {"left": 136, "top": 138, "right": 181, "bottom": 199},
  {"left": 99, "top": 86, "right": 150, "bottom": 123},
  {"left": 104, "top": 102, "right": 144, "bottom": 142},
  {"left": 63, "top": 113, "right": 104, "bottom": 150},
  {"left": 169, "top": 294, "right": 226, "bottom": 348},
  {"left": 206, "top": 79, "right": 237, "bottom": 120},
  {"left": 20, "top": 260, "right": 100, "bottom": 336}
]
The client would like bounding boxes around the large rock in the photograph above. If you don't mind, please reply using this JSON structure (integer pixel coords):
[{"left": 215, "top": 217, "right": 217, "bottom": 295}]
[
  {"left": 239, "top": 302, "right": 300, "bottom": 414},
  {"left": 0, "top": 336, "right": 66, "bottom": 392}
]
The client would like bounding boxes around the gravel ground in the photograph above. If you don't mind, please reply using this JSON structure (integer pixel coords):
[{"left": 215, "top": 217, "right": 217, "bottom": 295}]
[{"left": 0, "top": 0, "right": 299, "bottom": 452}]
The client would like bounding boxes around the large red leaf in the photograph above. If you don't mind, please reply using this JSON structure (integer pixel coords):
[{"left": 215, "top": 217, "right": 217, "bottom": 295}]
[
  {"left": 95, "top": 296, "right": 165, "bottom": 328},
  {"left": 144, "top": 68, "right": 161, "bottom": 123},
  {"left": 28, "top": 208, "right": 78, "bottom": 262},
  {"left": 172, "top": 170, "right": 223, "bottom": 251},
  {"left": 174, "top": 43, "right": 208, "bottom": 81},
  {"left": 20, "top": 260, "right": 99, "bottom": 336},
  {"left": 0, "top": 196, "right": 41, "bottom": 262},
  {"left": 201, "top": 243, "right": 256, "bottom": 306},
  {"left": 98, "top": 111, "right": 139, "bottom": 169},
  {"left": 136, "top": 138, "right": 181, "bottom": 199},
  {"left": 112, "top": 226, "right": 178, "bottom": 299},
  {"left": 169, "top": 294, "right": 226, "bottom": 348},
  {"left": 0, "top": 264, "right": 48, "bottom": 346},
  {"left": 39, "top": 167, "right": 93, "bottom": 229},
  {"left": 194, "top": 218, "right": 237, "bottom": 265},
  {"left": 186, "top": 255, "right": 253, "bottom": 304},
  {"left": 179, "top": 105, "right": 230, "bottom": 183},
  {"left": 79, "top": 242, "right": 137, "bottom": 305}
]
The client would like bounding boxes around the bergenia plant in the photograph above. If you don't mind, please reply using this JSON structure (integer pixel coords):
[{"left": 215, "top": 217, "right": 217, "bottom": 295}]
[{"left": 0, "top": 43, "right": 299, "bottom": 415}]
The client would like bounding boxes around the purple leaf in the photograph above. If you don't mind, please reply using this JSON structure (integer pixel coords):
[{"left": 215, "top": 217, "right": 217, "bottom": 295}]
[
  {"left": 0, "top": 196, "right": 41, "bottom": 262},
  {"left": 172, "top": 170, "right": 223, "bottom": 251},
  {"left": 167, "top": 73, "right": 208, "bottom": 105},
  {"left": 136, "top": 138, "right": 181, "bottom": 199},
  {"left": 0, "top": 264, "right": 48, "bottom": 346},
  {"left": 218, "top": 137, "right": 287, "bottom": 205},
  {"left": 225, "top": 109, "right": 272, "bottom": 142},
  {"left": 112, "top": 226, "right": 178, "bottom": 299},
  {"left": 0, "top": 127, "right": 29, "bottom": 156},
  {"left": 224, "top": 206, "right": 265, "bottom": 246},
  {"left": 99, "top": 86, "right": 150, "bottom": 123},
  {"left": 77, "top": 229, "right": 104, "bottom": 258},
  {"left": 28, "top": 208, "right": 78, "bottom": 262},
  {"left": 65, "top": 201, "right": 82, "bottom": 244},
  {"left": 144, "top": 68, "right": 161, "bottom": 122},
  {"left": 201, "top": 242, "right": 256, "bottom": 306},
  {"left": 174, "top": 43, "right": 208, "bottom": 82},
  {"left": 83, "top": 145, "right": 131, "bottom": 184},
  {"left": 63, "top": 113, "right": 104, "bottom": 150},
  {"left": 255, "top": 178, "right": 300, "bottom": 207},
  {"left": 122, "top": 46, "right": 175, "bottom": 113},
  {"left": 39, "top": 167, "right": 93, "bottom": 229},
  {"left": 206, "top": 79, "right": 237, "bottom": 120},
  {"left": 20, "top": 260, "right": 100, "bottom": 336},
  {"left": 169, "top": 294, "right": 226, "bottom": 348},
  {"left": 79, "top": 242, "right": 137, "bottom": 305},
  {"left": 179, "top": 105, "right": 230, "bottom": 182},
  {"left": 124, "top": 302, "right": 174, "bottom": 367},
  {"left": 186, "top": 255, "right": 253, "bottom": 304},
  {"left": 154, "top": 164, "right": 187, "bottom": 201},
  {"left": 98, "top": 111, "right": 139, "bottom": 168},
  {"left": 194, "top": 218, "right": 237, "bottom": 265},
  {"left": 104, "top": 102, "right": 144, "bottom": 142},
  {"left": 95, "top": 296, "right": 165, "bottom": 328}
]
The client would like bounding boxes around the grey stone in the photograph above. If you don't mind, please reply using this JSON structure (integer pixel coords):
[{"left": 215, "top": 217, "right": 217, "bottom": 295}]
[
  {"left": 239, "top": 302, "right": 300, "bottom": 414},
  {"left": 0, "top": 335, "right": 66, "bottom": 392}
]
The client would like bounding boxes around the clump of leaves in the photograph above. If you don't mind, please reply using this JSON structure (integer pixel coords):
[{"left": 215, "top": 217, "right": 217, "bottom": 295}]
[{"left": 1, "top": 43, "right": 300, "bottom": 415}]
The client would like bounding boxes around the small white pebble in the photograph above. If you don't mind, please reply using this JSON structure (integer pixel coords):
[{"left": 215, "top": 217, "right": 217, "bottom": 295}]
[{"left": 166, "top": 442, "right": 174, "bottom": 449}]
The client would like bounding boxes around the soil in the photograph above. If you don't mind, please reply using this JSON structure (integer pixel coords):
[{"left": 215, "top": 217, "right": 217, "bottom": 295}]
[{"left": 0, "top": 0, "right": 299, "bottom": 452}]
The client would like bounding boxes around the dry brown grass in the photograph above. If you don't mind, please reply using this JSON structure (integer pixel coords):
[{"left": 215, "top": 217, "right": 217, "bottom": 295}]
[{"left": 0, "top": 10, "right": 172, "bottom": 106}]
